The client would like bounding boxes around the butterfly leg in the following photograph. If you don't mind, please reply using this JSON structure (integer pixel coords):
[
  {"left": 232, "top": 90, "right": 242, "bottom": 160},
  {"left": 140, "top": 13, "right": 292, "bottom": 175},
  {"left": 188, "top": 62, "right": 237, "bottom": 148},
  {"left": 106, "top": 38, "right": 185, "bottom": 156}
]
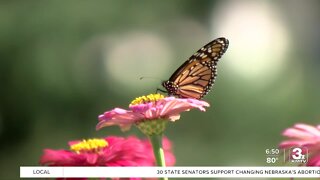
[{"left": 156, "top": 88, "right": 167, "bottom": 94}]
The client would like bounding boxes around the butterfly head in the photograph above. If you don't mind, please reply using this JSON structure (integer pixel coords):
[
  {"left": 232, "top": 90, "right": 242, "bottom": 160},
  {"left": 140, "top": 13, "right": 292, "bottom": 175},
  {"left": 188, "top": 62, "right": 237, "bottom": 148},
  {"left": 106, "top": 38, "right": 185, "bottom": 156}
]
[{"left": 162, "top": 81, "right": 178, "bottom": 96}]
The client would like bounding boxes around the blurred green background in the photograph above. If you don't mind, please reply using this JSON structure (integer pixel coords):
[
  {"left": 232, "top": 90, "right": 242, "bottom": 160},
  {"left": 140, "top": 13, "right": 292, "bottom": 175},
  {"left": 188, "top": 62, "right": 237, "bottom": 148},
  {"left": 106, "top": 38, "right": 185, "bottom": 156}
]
[{"left": 1, "top": 0, "right": 320, "bottom": 179}]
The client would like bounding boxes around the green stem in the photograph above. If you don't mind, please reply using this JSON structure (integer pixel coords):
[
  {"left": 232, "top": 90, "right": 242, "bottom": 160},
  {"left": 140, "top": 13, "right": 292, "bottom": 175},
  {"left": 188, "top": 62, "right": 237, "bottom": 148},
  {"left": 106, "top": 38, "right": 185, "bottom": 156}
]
[{"left": 149, "top": 134, "right": 168, "bottom": 180}]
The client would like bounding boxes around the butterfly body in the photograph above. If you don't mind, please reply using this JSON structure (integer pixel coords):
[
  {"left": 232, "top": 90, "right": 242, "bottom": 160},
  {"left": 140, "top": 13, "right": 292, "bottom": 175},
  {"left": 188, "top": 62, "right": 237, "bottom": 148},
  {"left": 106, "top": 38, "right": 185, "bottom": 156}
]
[{"left": 162, "top": 37, "right": 229, "bottom": 99}]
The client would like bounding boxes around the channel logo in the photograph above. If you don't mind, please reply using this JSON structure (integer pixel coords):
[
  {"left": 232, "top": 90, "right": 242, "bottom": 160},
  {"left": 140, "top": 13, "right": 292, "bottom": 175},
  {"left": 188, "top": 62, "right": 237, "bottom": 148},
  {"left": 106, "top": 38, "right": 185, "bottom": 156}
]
[{"left": 289, "top": 147, "right": 308, "bottom": 163}]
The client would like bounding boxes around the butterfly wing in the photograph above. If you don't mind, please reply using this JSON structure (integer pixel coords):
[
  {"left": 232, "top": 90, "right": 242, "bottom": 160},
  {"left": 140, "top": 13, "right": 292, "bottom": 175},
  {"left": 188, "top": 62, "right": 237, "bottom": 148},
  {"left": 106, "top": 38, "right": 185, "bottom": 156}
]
[{"left": 162, "top": 37, "right": 229, "bottom": 99}]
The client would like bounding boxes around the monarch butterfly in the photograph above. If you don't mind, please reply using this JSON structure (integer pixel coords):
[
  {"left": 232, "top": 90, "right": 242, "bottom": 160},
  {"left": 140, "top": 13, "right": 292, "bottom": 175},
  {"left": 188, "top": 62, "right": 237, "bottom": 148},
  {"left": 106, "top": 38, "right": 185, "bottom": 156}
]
[{"left": 161, "top": 37, "right": 229, "bottom": 99}]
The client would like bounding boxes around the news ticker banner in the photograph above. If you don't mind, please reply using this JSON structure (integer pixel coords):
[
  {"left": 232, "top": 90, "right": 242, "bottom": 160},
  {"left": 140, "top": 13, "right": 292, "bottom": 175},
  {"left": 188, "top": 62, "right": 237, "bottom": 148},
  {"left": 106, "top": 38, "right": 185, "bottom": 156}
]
[{"left": 20, "top": 166, "right": 320, "bottom": 178}]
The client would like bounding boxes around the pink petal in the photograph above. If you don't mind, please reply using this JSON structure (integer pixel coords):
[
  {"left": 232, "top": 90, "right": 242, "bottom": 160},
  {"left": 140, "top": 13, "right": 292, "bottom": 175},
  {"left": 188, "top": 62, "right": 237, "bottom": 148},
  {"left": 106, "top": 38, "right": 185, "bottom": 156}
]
[
  {"left": 279, "top": 123, "right": 320, "bottom": 167},
  {"left": 160, "top": 98, "right": 209, "bottom": 118},
  {"left": 85, "top": 154, "right": 99, "bottom": 165},
  {"left": 186, "top": 98, "right": 210, "bottom": 110},
  {"left": 294, "top": 123, "right": 320, "bottom": 137},
  {"left": 144, "top": 107, "right": 160, "bottom": 119},
  {"left": 282, "top": 128, "right": 312, "bottom": 139},
  {"left": 167, "top": 114, "right": 180, "bottom": 121},
  {"left": 40, "top": 149, "right": 78, "bottom": 166},
  {"left": 129, "top": 103, "right": 153, "bottom": 112},
  {"left": 40, "top": 136, "right": 176, "bottom": 168},
  {"left": 307, "top": 154, "right": 320, "bottom": 166},
  {"left": 99, "top": 108, "right": 143, "bottom": 122},
  {"left": 159, "top": 99, "right": 182, "bottom": 115},
  {"left": 282, "top": 124, "right": 320, "bottom": 141},
  {"left": 279, "top": 140, "right": 307, "bottom": 148},
  {"left": 96, "top": 108, "right": 144, "bottom": 130},
  {"left": 68, "top": 140, "right": 82, "bottom": 146}
]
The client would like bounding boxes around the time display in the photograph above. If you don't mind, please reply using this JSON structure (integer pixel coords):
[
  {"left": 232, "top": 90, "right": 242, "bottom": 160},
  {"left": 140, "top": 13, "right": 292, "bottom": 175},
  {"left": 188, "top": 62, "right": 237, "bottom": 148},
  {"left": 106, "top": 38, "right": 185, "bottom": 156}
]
[{"left": 265, "top": 148, "right": 280, "bottom": 155}]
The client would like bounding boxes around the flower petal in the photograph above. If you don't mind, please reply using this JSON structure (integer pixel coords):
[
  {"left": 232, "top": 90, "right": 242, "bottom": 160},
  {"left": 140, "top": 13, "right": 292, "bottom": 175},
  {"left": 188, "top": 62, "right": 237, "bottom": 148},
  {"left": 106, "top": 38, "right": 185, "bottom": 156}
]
[
  {"left": 294, "top": 123, "right": 320, "bottom": 137},
  {"left": 129, "top": 102, "right": 153, "bottom": 112},
  {"left": 159, "top": 98, "right": 209, "bottom": 118},
  {"left": 282, "top": 123, "right": 320, "bottom": 140},
  {"left": 96, "top": 108, "right": 144, "bottom": 131},
  {"left": 144, "top": 107, "right": 160, "bottom": 119},
  {"left": 167, "top": 114, "right": 180, "bottom": 121},
  {"left": 307, "top": 154, "right": 320, "bottom": 166},
  {"left": 40, "top": 136, "right": 176, "bottom": 168},
  {"left": 279, "top": 123, "right": 320, "bottom": 167},
  {"left": 40, "top": 149, "right": 78, "bottom": 166},
  {"left": 279, "top": 140, "right": 316, "bottom": 148},
  {"left": 97, "top": 96, "right": 209, "bottom": 132},
  {"left": 85, "top": 154, "right": 99, "bottom": 165}
]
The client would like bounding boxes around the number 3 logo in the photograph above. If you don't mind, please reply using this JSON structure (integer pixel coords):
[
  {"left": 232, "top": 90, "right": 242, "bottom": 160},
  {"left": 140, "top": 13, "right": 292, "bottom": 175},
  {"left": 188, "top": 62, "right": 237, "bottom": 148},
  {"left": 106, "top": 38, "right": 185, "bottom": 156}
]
[{"left": 292, "top": 147, "right": 304, "bottom": 160}]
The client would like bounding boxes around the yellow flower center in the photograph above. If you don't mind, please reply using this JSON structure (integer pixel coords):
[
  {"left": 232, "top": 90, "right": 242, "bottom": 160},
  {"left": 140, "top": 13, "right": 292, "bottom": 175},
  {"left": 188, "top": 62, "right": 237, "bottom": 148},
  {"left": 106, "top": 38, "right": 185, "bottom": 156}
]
[
  {"left": 70, "top": 138, "right": 108, "bottom": 153},
  {"left": 130, "top": 93, "right": 165, "bottom": 106}
]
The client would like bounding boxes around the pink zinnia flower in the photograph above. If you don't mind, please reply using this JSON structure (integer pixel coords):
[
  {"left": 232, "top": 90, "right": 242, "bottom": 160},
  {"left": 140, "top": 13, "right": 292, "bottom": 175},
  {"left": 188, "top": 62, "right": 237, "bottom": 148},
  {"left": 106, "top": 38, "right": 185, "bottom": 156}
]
[
  {"left": 40, "top": 136, "right": 175, "bottom": 167},
  {"left": 279, "top": 123, "right": 320, "bottom": 166},
  {"left": 96, "top": 94, "right": 209, "bottom": 134}
]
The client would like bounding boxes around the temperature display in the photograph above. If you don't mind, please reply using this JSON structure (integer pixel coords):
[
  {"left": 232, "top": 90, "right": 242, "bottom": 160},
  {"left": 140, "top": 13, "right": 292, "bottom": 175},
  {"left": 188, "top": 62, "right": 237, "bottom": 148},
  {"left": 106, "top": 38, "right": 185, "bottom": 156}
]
[{"left": 265, "top": 148, "right": 281, "bottom": 164}]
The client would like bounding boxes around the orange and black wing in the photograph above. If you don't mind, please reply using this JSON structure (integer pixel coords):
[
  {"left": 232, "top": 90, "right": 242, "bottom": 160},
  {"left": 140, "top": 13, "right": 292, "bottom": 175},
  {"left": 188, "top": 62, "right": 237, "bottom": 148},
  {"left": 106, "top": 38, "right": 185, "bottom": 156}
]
[{"left": 162, "top": 37, "right": 229, "bottom": 99}]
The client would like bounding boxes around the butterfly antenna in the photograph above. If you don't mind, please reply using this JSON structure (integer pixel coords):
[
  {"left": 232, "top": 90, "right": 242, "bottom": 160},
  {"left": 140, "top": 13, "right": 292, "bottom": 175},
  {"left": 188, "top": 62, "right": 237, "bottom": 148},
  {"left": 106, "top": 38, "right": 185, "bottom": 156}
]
[
  {"left": 139, "top": 77, "right": 166, "bottom": 94},
  {"left": 140, "top": 76, "right": 161, "bottom": 81},
  {"left": 139, "top": 76, "right": 164, "bottom": 84}
]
